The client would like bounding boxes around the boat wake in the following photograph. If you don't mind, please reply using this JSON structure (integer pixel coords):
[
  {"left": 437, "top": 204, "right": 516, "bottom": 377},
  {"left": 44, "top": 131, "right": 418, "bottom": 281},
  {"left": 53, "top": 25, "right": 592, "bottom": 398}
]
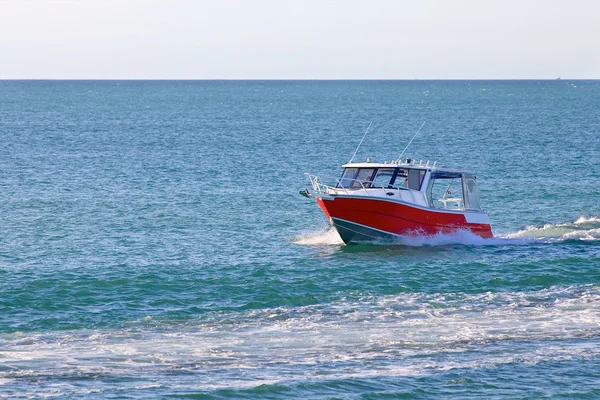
[
  {"left": 294, "top": 217, "right": 600, "bottom": 247},
  {"left": 503, "top": 217, "right": 600, "bottom": 242},
  {"left": 4, "top": 284, "right": 600, "bottom": 396}
]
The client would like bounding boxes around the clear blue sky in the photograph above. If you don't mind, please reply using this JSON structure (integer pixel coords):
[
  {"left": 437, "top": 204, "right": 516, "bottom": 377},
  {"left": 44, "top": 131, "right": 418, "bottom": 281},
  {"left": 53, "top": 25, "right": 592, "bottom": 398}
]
[{"left": 1, "top": 0, "right": 598, "bottom": 79}]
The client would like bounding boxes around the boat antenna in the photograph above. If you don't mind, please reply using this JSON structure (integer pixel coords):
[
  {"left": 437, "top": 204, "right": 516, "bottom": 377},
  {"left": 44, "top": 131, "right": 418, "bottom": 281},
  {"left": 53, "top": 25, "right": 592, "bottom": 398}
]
[
  {"left": 349, "top": 121, "right": 372, "bottom": 163},
  {"left": 397, "top": 121, "right": 426, "bottom": 162}
]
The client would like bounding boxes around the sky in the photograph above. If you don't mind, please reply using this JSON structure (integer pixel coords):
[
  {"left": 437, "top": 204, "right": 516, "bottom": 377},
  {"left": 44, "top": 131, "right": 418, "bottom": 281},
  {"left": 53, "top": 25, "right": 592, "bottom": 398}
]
[{"left": 0, "top": 0, "right": 599, "bottom": 79}]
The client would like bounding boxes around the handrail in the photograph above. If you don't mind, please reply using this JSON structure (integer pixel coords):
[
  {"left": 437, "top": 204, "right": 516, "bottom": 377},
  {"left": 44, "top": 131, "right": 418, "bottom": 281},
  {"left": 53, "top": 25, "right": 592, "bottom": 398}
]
[
  {"left": 304, "top": 173, "right": 340, "bottom": 195},
  {"left": 305, "top": 173, "right": 434, "bottom": 208},
  {"left": 305, "top": 173, "right": 423, "bottom": 199},
  {"left": 305, "top": 173, "right": 373, "bottom": 197},
  {"left": 337, "top": 178, "right": 373, "bottom": 195}
]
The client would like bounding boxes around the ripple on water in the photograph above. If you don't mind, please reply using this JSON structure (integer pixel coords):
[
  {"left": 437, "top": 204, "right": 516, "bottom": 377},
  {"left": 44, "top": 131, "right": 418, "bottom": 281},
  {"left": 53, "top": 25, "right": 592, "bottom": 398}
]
[{"left": 2, "top": 284, "right": 600, "bottom": 397}]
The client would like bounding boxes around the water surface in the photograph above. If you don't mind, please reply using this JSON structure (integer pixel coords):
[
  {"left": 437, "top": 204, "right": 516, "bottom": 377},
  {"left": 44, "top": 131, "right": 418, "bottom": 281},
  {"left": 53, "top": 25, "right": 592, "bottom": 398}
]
[{"left": 1, "top": 80, "right": 599, "bottom": 398}]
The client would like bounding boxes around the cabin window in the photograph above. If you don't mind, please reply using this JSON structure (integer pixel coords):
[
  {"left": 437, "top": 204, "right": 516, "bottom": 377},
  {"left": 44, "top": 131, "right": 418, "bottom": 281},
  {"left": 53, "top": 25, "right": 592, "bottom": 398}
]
[
  {"left": 389, "top": 169, "right": 407, "bottom": 188},
  {"left": 462, "top": 174, "right": 482, "bottom": 210},
  {"left": 425, "top": 172, "right": 482, "bottom": 211},
  {"left": 353, "top": 168, "right": 376, "bottom": 188},
  {"left": 389, "top": 169, "right": 423, "bottom": 190},
  {"left": 338, "top": 168, "right": 358, "bottom": 188},
  {"left": 371, "top": 168, "right": 396, "bottom": 188},
  {"left": 407, "top": 169, "right": 425, "bottom": 190},
  {"left": 426, "top": 176, "right": 464, "bottom": 210}
]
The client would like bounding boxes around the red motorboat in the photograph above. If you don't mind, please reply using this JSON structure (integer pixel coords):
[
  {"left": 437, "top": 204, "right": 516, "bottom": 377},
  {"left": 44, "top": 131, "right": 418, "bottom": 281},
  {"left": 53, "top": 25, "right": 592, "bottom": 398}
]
[{"left": 301, "top": 158, "right": 493, "bottom": 244}]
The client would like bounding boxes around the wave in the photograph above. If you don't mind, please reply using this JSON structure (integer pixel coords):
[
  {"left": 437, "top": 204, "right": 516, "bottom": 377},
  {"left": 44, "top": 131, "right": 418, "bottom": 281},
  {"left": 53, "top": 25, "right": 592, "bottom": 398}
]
[
  {"left": 236, "top": 284, "right": 600, "bottom": 346},
  {"left": 294, "top": 216, "right": 600, "bottom": 247},
  {"left": 503, "top": 216, "right": 600, "bottom": 242},
  {"left": 3, "top": 285, "right": 600, "bottom": 395}
]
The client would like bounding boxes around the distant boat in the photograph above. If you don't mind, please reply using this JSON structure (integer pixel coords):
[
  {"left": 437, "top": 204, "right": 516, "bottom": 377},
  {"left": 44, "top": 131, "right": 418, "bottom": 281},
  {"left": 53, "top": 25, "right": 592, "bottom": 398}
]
[{"left": 301, "top": 158, "right": 493, "bottom": 244}]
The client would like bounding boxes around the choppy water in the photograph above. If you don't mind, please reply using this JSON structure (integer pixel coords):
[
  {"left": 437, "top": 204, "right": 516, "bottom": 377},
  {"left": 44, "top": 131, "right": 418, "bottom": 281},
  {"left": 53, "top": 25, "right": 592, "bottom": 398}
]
[{"left": 1, "top": 80, "right": 599, "bottom": 399}]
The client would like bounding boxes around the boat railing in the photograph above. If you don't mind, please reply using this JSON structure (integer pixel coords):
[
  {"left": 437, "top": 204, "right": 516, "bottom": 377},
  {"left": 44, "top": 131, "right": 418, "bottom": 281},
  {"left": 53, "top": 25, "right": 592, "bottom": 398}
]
[
  {"left": 305, "top": 173, "right": 372, "bottom": 196},
  {"left": 305, "top": 173, "right": 334, "bottom": 194},
  {"left": 335, "top": 178, "right": 374, "bottom": 195},
  {"left": 305, "top": 174, "right": 426, "bottom": 203}
]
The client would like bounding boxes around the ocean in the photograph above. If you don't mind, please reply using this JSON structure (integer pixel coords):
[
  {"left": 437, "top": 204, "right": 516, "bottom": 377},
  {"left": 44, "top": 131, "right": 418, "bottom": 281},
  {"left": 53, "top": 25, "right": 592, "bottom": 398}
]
[{"left": 0, "top": 80, "right": 599, "bottom": 399}]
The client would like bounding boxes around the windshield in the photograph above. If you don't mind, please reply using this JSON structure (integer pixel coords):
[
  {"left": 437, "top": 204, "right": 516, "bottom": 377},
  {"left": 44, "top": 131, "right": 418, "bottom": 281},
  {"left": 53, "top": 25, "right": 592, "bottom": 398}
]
[
  {"left": 354, "top": 168, "right": 376, "bottom": 188},
  {"left": 337, "top": 168, "right": 358, "bottom": 188},
  {"left": 371, "top": 168, "right": 396, "bottom": 188}
]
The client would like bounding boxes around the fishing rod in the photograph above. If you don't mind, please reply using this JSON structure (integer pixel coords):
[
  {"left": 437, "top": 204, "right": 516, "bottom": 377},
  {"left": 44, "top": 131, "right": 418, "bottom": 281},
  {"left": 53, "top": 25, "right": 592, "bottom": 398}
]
[
  {"left": 348, "top": 121, "right": 372, "bottom": 163},
  {"left": 397, "top": 121, "right": 426, "bottom": 162}
]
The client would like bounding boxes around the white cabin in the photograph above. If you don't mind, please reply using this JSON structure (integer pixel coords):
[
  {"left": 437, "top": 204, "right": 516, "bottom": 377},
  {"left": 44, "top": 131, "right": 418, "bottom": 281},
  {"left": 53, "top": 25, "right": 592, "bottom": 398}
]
[{"left": 307, "top": 158, "right": 484, "bottom": 212}]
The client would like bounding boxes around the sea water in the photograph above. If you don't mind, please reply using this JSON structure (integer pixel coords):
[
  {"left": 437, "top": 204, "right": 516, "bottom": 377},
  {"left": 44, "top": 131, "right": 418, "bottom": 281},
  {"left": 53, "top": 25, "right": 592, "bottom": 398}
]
[{"left": 0, "top": 80, "right": 599, "bottom": 398}]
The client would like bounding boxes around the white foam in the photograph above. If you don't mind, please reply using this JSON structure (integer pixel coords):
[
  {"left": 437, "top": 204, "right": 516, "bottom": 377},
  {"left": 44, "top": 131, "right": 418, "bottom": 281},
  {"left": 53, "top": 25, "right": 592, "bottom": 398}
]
[
  {"left": 575, "top": 216, "right": 600, "bottom": 225},
  {"left": 295, "top": 216, "right": 600, "bottom": 247},
  {"left": 504, "top": 216, "right": 600, "bottom": 242},
  {"left": 3, "top": 285, "right": 600, "bottom": 393},
  {"left": 292, "top": 228, "right": 344, "bottom": 246},
  {"left": 293, "top": 227, "right": 528, "bottom": 247},
  {"left": 392, "top": 229, "right": 527, "bottom": 247}
]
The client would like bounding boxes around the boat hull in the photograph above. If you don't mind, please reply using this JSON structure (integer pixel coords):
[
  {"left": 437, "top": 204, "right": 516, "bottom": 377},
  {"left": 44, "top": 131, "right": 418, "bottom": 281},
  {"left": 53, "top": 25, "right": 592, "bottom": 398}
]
[{"left": 316, "top": 196, "right": 493, "bottom": 244}]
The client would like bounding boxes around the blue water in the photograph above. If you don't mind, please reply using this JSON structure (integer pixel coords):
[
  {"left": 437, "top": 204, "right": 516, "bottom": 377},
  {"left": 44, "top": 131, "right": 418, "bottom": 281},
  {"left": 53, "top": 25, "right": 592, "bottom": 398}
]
[{"left": 1, "top": 80, "right": 599, "bottom": 398}]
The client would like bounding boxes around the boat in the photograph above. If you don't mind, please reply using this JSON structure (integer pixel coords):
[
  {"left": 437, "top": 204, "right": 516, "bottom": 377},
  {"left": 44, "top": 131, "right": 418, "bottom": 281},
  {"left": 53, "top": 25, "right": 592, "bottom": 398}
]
[{"left": 301, "top": 158, "right": 493, "bottom": 244}]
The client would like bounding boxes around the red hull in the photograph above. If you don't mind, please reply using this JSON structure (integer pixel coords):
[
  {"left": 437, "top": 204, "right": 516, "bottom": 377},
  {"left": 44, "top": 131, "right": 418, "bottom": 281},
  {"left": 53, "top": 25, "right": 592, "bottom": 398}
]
[{"left": 317, "top": 196, "right": 492, "bottom": 243}]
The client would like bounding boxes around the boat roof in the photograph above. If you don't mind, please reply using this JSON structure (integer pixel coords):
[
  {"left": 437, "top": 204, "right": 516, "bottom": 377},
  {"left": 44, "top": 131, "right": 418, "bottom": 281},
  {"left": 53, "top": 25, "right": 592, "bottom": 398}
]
[{"left": 341, "top": 160, "right": 476, "bottom": 176}]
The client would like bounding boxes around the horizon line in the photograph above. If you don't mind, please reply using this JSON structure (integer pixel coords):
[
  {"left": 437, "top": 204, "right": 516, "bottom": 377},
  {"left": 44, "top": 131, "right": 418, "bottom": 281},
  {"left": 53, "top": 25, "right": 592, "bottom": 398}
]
[{"left": 0, "top": 78, "right": 596, "bottom": 81}]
